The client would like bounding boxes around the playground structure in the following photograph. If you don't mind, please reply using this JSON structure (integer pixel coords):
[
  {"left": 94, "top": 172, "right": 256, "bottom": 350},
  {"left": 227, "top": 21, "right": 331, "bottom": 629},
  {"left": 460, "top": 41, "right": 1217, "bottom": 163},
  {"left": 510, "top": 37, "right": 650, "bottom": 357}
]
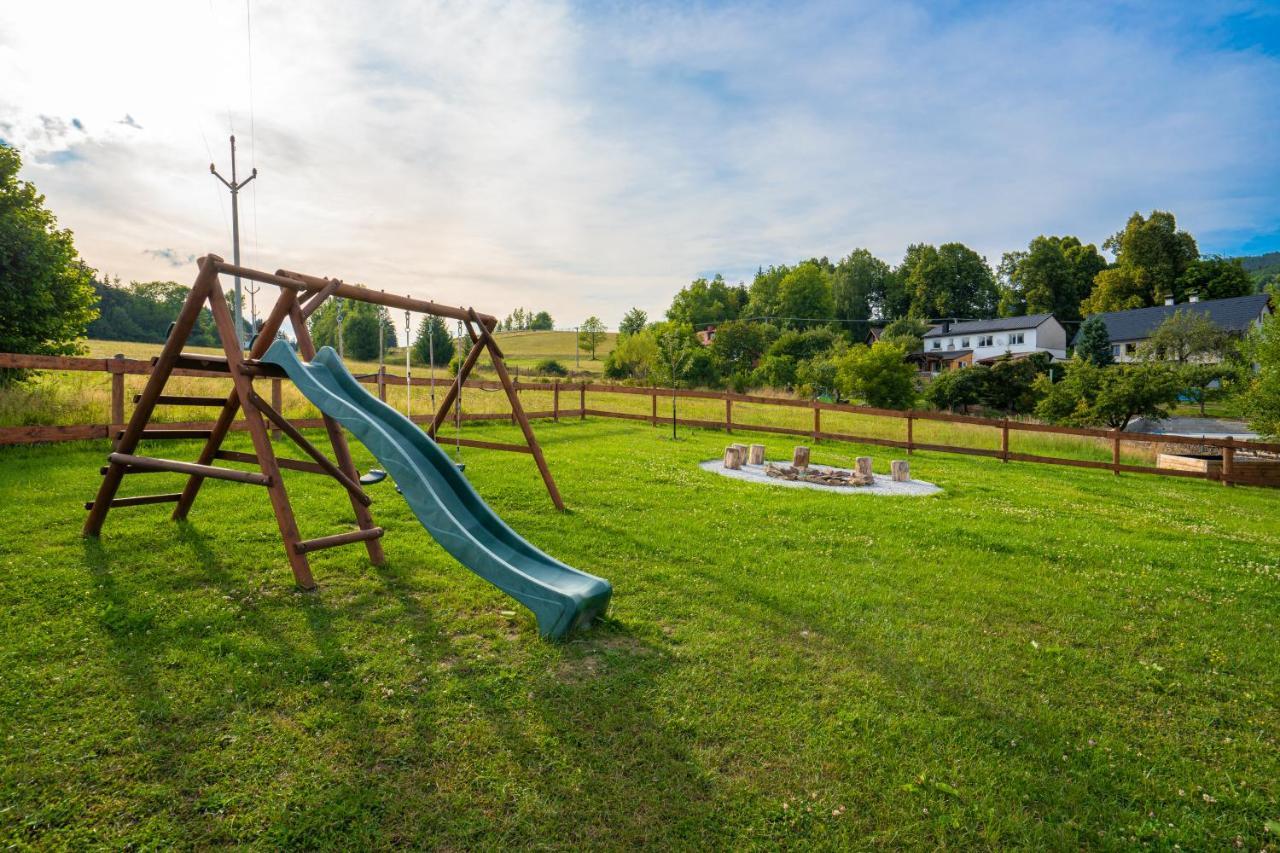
[{"left": 82, "top": 254, "right": 611, "bottom": 638}]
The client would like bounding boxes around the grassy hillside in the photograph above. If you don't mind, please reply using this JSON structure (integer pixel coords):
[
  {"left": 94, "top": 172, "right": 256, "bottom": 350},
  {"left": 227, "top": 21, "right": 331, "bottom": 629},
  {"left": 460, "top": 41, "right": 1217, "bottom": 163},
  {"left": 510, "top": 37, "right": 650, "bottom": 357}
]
[{"left": 2, "top": 420, "right": 1278, "bottom": 847}]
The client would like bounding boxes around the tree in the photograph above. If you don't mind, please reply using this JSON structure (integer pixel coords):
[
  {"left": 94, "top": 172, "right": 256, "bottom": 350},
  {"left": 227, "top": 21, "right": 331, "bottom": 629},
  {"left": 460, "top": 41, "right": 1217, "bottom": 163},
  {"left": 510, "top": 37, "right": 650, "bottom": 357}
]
[
  {"left": 666, "top": 274, "right": 747, "bottom": 326},
  {"left": 413, "top": 315, "right": 456, "bottom": 367},
  {"left": 710, "top": 320, "right": 772, "bottom": 378},
  {"left": 983, "top": 352, "right": 1051, "bottom": 414},
  {"left": 1075, "top": 316, "right": 1114, "bottom": 366},
  {"left": 0, "top": 143, "right": 98, "bottom": 371},
  {"left": 879, "top": 316, "right": 931, "bottom": 353},
  {"left": 310, "top": 296, "right": 396, "bottom": 360},
  {"left": 653, "top": 327, "right": 695, "bottom": 438},
  {"left": 831, "top": 249, "right": 892, "bottom": 325},
  {"left": 1034, "top": 358, "right": 1181, "bottom": 430},
  {"left": 776, "top": 262, "right": 833, "bottom": 326},
  {"left": 835, "top": 342, "right": 916, "bottom": 409},
  {"left": 1083, "top": 210, "right": 1199, "bottom": 313},
  {"left": 924, "top": 366, "right": 988, "bottom": 412},
  {"left": 1176, "top": 256, "right": 1254, "bottom": 302},
  {"left": 997, "top": 235, "right": 1106, "bottom": 323},
  {"left": 603, "top": 328, "right": 658, "bottom": 380},
  {"left": 1243, "top": 297, "right": 1280, "bottom": 438},
  {"left": 528, "top": 310, "right": 554, "bottom": 331},
  {"left": 86, "top": 278, "right": 220, "bottom": 346},
  {"left": 1178, "top": 362, "right": 1238, "bottom": 416},
  {"left": 744, "top": 265, "right": 790, "bottom": 320},
  {"left": 618, "top": 307, "right": 648, "bottom": 337},
  {"left": 1139, "top": 310, "right": 1230, "bottom": 363},
  {"left": 899, "top": 243, "right": 998, "bottom": 320},
  {"left": 578, "top": 316, "right": 607, "bottom": 359}
]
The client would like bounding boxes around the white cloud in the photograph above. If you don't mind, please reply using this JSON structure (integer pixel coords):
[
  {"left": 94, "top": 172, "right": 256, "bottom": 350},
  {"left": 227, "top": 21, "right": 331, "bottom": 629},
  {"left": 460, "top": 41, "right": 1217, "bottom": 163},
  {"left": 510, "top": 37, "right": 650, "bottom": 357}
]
[{"left": 1, "top": 1, "right": 1277, "bottom": 340}]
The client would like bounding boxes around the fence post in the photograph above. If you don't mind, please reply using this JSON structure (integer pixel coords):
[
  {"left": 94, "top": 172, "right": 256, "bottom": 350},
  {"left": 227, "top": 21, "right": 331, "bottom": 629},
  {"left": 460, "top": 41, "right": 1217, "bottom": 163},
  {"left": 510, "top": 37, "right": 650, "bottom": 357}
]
[
  {"left": 906, "top": 414, "right": 914, "bottom": 455},
  {"left": 651, "top": 388, "right": 658, "bottom": 426},
  {"left": 553, "top": 380, "right": 560, "bottom": 422},
  {"left": 377, "top": 365, "right": 387, "bottom": 403},
  {"left": 271, "top": 377, "right": 283, "bottom": 441},
  {"left": 1111, "top": 429, "right": 1121, "bottom": 475},
  {"left": 580, "top": 382, "right": 586, "bottom": 420},
  {"left": 726, "top": 397, "right": 733, "bottom": 434},
  {"left": 1001, "top": 419, "right": 1010, "bottom": 463},
  {"left": 109, "top": 354, "right": 125, "bottom": 447},
  {"left": 812, "top": 401, "right": 820, "bottom": 442},
  {"left": 1221, "top": 437, "right": 1234, "bottom": 487}
]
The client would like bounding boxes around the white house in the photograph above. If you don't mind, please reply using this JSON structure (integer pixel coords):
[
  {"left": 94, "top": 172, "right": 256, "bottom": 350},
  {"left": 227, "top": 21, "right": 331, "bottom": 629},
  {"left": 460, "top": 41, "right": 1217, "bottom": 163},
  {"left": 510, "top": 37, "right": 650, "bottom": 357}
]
[
  {"left": 917, "top": 313, "right": 1068, "bottom": 373},
  {"left": 1073, "top": 293, "right": 1272, "bottom": 363}
]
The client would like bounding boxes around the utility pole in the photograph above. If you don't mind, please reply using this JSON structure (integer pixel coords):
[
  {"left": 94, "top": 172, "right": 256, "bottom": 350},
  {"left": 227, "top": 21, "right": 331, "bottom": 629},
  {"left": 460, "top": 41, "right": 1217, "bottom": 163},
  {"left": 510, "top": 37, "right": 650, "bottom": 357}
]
[{"left": 210, "top": 135, "right": 257, "bottom": 349}]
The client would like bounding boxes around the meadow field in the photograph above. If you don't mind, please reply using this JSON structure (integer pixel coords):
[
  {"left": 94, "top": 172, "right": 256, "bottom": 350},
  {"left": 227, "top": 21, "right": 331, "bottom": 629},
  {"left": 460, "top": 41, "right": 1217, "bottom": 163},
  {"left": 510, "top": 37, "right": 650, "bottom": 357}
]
[{"left": 1, "top": 415, "right": 1277, "bottom": 849}]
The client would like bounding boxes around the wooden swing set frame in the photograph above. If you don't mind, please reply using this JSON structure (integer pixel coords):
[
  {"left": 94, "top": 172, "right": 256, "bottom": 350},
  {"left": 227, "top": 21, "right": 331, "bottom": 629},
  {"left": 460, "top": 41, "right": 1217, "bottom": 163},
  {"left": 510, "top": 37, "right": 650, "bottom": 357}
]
[{"left": 83, "top": 254, "right": 564, "bottom": 589}]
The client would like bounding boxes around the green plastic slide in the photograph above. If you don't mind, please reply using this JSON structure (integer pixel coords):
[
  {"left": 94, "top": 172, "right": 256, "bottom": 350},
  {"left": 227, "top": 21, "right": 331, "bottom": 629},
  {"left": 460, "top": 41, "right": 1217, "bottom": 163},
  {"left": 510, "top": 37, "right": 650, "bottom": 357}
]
[{"left": 262, "top": 341, "right": 611, "bottom": 639}]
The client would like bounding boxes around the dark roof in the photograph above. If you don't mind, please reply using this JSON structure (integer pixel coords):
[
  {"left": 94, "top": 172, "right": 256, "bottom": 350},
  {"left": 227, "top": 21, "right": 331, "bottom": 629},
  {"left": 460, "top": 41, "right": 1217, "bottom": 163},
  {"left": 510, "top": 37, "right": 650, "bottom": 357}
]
[
  {"left": 908, "top": 349, "right": 972, "bottom": 361},
  {"left": 1073, "top": 294, "right": 1272, "bottom": 345},
  {"left": 923, "top": 313, "right": 1055, "bottom": 338}
]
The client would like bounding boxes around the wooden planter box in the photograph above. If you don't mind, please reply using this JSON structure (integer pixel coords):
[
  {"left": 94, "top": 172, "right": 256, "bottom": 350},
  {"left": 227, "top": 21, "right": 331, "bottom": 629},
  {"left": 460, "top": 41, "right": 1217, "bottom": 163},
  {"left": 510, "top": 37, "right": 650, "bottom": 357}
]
[{"left": 1157, "top": 452, "right": 1280, "bottom": 486}]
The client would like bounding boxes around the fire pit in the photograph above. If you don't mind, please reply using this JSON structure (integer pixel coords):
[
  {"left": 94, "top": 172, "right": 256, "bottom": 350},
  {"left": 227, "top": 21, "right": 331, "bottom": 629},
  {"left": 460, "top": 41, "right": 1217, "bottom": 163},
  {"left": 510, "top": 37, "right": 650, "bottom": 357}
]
[
  {"left": 764, "top": 462, "right": 873, "bottom": 487},
  {"left": 701, "top": 444, "right": 941, "bottom": 497}
]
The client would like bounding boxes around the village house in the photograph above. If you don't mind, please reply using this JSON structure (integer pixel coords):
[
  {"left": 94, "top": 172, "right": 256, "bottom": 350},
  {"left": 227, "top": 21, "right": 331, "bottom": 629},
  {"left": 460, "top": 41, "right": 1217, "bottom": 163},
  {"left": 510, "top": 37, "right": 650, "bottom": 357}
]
[
  {"left": 1073, "top": 293, "right": 1272, "bottom": 363},
  {"left": 914, "top": 314, "right": 1069, "bottom": 373}
]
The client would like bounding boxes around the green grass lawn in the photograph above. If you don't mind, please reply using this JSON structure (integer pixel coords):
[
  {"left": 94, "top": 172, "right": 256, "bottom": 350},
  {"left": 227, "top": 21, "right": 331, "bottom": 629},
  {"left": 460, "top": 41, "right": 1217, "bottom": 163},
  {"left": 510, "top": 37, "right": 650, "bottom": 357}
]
[{"left": 1, "top": 419, "right": 1278, "bottom": 848}]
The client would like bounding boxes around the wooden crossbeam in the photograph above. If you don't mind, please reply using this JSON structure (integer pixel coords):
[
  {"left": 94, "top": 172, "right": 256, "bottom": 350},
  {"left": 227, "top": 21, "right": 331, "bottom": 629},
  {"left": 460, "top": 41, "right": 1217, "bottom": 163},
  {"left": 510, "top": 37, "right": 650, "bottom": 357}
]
[
  {"left": 108, "top": 452, "right": 271, "bottom": 486},
  {"left": 295, "top": 526, "right": 384, "bottom": 554},
  {"left": 85, "top": 493, "right": 183, "bottom": 510},
  {"left": 142, "top": 394, "right": 230, "bottom": 406},
  {"left": 120, "top": 428, "right": 214, "bottom": 441}
]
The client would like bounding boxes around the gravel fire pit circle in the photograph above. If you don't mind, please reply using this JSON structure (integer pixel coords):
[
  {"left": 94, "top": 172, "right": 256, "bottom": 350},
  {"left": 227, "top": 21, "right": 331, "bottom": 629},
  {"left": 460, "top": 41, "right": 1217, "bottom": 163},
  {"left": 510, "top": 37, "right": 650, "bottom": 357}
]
[{"left": 700, "top": 459, "right": 942, "bottom": 496}]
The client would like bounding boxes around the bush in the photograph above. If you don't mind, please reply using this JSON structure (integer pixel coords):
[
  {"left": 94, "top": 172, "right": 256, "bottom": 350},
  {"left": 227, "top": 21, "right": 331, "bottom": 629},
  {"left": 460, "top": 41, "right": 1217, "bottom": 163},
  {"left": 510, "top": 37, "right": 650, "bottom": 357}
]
[
  {"left": 835, "top": 341, "right": 916, "bottom": 409},
  {"left": 1034, "top": 358, "right": 1180, "bottom": 430},
  {"left": 533, "top": 358, "right": 569, "bottom": 377},
  {"left": 924, "top": 367, "right": 987, "bottom": 412}
]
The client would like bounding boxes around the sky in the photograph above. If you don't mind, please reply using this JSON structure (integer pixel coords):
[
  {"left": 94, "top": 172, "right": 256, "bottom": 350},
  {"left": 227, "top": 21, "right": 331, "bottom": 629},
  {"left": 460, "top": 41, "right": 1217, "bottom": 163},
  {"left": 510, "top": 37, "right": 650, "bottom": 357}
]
[{"left": 2, "top": 0, "right": 1278, "bottom": 342}]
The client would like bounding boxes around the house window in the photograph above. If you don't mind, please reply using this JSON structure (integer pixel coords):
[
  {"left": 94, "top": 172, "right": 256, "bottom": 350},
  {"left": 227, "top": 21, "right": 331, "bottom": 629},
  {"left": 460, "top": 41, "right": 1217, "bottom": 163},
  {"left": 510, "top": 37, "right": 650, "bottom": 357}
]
[
  {"left": 1111, "top": 344, "right": 1120, "bottom": 357},
  {"left": 1009, "top": 332, "right": 1025, "bottom": 345},
  {"left": 961, "top": 337, "right": 970, "bottom": 348},
  {"left": 931, "top": 340, "right": 941, "bottom": 350},
  {"left": 978, "top": 335, "right": 994, "bottom": 347},
  {"left": 1124, "top": 343, "right": 1137, "bottom": 355}
]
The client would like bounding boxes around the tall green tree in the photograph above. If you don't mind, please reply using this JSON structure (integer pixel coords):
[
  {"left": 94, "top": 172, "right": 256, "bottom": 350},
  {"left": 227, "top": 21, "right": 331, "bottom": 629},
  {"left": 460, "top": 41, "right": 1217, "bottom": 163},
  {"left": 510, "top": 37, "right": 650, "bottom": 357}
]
[
  {"left": 528, "top": 310, "right": 554, "bottom": 331},
  {"left": 309, "top": 296, "right": 396, "bottom": 361},
  {"left": 899, "top": 243, "right": 998, "bottom": 319},
  {"left": 1139, "top": 310, "right": 1231, "bottom": 363},
  {"left": 0, "top": 143, "right": 98, "bottom": 369},
  {"left": 998, "top": 235, "right": 1106, "bottom": 323},
  {"left": 835, "top": 341, "right": 916, "bottom": 409},
  {"left": 1083, "top": 210, "right": 1199, "bottom": 314},
  {"left": 709, "top": 320, "right": 772, "bottom": 378},
  {"left": 578, "top": 316, "right": 607, "bottom": 359},
  {"left": 831, "top": 249, "right": 892, "bottom": 326},
  {"left": 1244, "top": 295, "right": 1280, "bottom": 438},
  {"left": 1034, "top": 358, "right": 1180, "bottom": 430},
  {"left": 776, "top": 261, "right": 833, "bottom": 326},
  {"left": 666, "top": 274, "right": 746, "bottom": 326},
  {"left": 413, "top": 315, "right": 456, "bottom": 367},
  {"left": 618, "top": 307, "right": 648, "bottom": 337},
  {"left": 744, "top": 264, "right": 791, "bottom": 319},
  {"left": 1176, "top": 256, "right": 1253, "bottom": 302},
  {"left": 1074, "top": 315, "right": 1114, "bottom": 366}
]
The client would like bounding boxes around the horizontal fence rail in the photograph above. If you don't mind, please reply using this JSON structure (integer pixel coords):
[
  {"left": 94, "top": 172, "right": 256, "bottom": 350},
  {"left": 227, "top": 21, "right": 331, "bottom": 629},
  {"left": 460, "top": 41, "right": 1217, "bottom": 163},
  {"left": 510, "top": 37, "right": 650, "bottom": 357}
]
[{"left": 2, "top": 351, "right": 1278, "bottom": 488}]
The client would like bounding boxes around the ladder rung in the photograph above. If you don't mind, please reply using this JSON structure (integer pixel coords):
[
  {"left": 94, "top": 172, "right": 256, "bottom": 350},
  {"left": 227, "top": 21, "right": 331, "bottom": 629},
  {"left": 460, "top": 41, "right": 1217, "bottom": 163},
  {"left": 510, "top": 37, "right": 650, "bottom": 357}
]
[
  {"left": 294, "top": 527, "right": 384, "bottom": 554},
  {"left": 119, "top": 428, "right": 214, "bottom": 441},
  {"left": 84, "top": 493, "right": 182, "bottom": 510},
  {"left": 215, "top": 450, "right": 329, "bottom": 477},
  {"left": 101, "top": 464, "right": 165, "bottom": 475},
  {"left": 107, "top": 452, "right": 271, "bottom": 486},
  {"left": 166, "top": 353, "right": 286, "bottom": 378},
  {"left": 139, "top": 394, "right": 230, "bottom": 407}
]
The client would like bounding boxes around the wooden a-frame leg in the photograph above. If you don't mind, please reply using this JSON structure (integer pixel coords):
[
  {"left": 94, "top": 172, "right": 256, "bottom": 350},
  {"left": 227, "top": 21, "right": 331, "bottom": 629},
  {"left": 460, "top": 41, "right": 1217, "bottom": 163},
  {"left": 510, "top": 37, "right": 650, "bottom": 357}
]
[
  {"left": 173, "top": 287, "right": 299, "bottom": 520},
  {"left": 288, "top": 303, "right": 385, "bottom": 567},
  {"left": 205, "top": 277, "right": 315, "bottom": 588},
  {"left": 84, "top": 259, "right": 218, "bottom": 536},
  {"left": 428, "top": 335, "right": 485, "bottom": 439}
]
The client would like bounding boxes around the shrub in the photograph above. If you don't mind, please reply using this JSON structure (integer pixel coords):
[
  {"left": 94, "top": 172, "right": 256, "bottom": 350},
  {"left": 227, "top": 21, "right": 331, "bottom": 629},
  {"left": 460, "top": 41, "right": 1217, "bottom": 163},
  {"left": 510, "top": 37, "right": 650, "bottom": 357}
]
[{"left": 533, "top": 358, "right": 569, "bottom": 377}]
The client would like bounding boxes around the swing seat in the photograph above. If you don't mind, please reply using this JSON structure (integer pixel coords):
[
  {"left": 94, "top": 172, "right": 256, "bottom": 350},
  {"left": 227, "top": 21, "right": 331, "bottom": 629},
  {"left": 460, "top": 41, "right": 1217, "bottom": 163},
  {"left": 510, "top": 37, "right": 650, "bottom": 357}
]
[{"left": 359, "top": 469, "right": 388, "bottom": 485}]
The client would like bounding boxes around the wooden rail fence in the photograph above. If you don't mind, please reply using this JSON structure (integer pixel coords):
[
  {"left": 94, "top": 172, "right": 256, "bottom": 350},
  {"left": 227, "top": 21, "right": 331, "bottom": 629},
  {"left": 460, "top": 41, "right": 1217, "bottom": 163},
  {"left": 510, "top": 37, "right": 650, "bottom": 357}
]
[{"left": 3, "top": 351, "right": 1278, "bottom": 488}]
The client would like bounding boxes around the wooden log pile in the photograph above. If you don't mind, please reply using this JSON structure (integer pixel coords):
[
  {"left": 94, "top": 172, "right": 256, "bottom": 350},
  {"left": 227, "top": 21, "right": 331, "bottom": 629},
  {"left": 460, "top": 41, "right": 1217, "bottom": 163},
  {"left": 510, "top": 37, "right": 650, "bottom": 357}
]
[{"left": 764, "top": 462, "right": 873, "bottom": 487}]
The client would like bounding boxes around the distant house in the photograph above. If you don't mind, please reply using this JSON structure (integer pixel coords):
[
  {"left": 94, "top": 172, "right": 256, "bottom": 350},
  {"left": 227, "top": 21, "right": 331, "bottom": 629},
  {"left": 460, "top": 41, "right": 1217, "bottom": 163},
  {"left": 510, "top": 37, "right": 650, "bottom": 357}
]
[
  {"left": 1074, "top": 293, "right": 1272, "bottom": 363},
  {"left": 865, "top": 326, "right": 885, "bottom": 346},
  {"left": 696, "top": 325, "right": 716, "bottom": 346},
  {"left": 913, "top": 314, "right": 1069, "bottom": 373}
]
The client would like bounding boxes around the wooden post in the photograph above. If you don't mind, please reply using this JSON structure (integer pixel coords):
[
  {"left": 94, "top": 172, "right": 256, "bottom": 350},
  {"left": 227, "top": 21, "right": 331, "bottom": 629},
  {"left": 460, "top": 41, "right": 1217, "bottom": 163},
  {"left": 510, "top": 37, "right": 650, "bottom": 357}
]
[
  {"left": 891, "top": 460, "right": 910, "bottom": 482},
  {"left": 812, "top": 402, "right": 820, "bottom": 442},
  {"left": 1222, "top": 437, "right": 1234, "bottom": 487},
  {"left": 1111, "top": 429, "right": 1121, "bottom": 475},
  {"left": 651, "top": 388, "right": 658, "bottom": 426},
  {"left": 793, "top": 446, "right": 810, "bottom": 469},
  {"left": 580, "top": 382, "right": 586, "bottom": 420},
  {"left": 109, "top": 353, "right": 125, "bottom": 445},
  {"left": 723, "top": 445, "right": 743, "bottom": 469},
  {"left": 906, "top": 415, "right": 914, "bottom": 455},
  {"left": 726, "top": 397, "right": 733, "bottom": 433},
  {"left": 1000, "top": 419, "right": 1009, "bottom": 463},
  {"left": 856, "top": 456, "right": 872, "bottom": 477},
  {"left": 270, "top": 378, "right": 283, "bottom": 441},
  {"left": 377, "top": 365, "right": 387, "bottom": 403},
  {"left": 553, "top": 380, "right": 560, "bottom": 422},
  {"left": 748, "top": 444, "right": 765, "bottom": 465}
]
